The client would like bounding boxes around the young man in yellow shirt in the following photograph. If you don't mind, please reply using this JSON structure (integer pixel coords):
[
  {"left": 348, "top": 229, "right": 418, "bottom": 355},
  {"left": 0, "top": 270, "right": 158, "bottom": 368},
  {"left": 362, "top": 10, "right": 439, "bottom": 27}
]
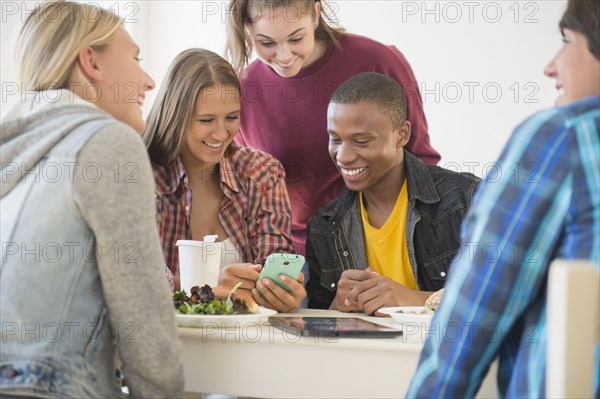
[{"left": 305, "top": 72, "right": 479, "bottom": 315}]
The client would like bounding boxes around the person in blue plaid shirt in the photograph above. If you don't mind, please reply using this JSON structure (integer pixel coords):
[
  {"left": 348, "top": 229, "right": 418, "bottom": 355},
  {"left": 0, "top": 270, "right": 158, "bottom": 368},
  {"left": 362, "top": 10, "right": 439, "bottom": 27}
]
[{"left": 407, "top": 0, "right": 600, "bottom": 397}]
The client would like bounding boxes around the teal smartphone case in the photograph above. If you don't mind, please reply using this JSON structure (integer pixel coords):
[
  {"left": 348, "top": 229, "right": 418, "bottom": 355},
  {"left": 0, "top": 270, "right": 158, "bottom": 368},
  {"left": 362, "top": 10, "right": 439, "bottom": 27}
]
[{"left": 258, "top": 253, "right": 305, "bottom": 292}]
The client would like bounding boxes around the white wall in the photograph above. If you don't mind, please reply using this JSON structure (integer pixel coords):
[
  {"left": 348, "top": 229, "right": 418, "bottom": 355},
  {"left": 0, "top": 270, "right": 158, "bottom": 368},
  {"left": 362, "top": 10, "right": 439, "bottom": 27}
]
[{"left": 1, "top": 0, "right": 568, "bottom": 175}]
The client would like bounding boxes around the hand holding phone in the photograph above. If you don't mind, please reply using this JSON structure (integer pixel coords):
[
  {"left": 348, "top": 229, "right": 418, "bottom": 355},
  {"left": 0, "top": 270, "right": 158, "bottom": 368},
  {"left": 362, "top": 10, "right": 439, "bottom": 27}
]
[{"left": 257, "top": 253, "right": 305, "bottom": 292}]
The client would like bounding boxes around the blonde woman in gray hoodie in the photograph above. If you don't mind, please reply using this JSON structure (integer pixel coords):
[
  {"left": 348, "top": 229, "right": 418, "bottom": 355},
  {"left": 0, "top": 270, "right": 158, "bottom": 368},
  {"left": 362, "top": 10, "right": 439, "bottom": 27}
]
[{"left": 0, "top": 2, "right": 183, "bottom": 398}]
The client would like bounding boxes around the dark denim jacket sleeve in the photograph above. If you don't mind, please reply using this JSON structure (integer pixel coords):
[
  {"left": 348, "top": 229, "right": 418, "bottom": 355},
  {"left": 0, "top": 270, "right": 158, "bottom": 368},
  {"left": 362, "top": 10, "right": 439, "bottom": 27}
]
[
  {"left": 306, "top": 192, "right": 369, "bottom": 309},
  {"left": 306, "top": 217, "right": 337, "bottom": 309},
  {"left": 413, "top": 175, "right": 480, "bottom": 291}
]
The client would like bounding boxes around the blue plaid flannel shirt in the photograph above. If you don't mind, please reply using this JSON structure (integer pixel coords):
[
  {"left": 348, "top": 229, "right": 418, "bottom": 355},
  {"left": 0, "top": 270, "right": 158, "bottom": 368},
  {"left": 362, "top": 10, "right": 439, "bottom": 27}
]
[{"left": 407, "top": 95, "right": 600, "bottom": 398}]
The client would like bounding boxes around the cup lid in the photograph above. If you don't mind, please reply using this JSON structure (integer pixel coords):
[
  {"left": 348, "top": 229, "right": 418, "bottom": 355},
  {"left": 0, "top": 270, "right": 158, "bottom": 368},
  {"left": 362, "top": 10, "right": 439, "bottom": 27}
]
[{"left": 176, "top": 239, "right": 222, "bottom": 247}]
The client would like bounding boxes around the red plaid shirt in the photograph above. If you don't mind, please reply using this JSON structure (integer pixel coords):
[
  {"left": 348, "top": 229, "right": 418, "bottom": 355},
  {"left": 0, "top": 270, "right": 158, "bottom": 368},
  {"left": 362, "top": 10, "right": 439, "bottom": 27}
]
[{"left": 153, "top": 145, "right": 294, "bottom": 274}]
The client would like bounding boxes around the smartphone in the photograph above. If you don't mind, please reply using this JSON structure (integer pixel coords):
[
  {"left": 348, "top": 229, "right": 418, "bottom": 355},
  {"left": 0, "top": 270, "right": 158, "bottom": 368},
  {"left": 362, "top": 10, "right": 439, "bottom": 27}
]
[
  {"left": 257, "top": 253, "right": 305, "bottom": 292},
  {"left": 268, "top": 316, "right": 403, "bottom": 338}
]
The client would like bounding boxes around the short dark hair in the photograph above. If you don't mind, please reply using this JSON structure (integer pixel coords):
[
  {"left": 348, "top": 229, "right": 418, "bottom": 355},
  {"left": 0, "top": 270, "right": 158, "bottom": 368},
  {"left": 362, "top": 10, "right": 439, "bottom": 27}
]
[
  {"left": 330, "top": 72, "right": 407, "bottom": 129},
  {"left": 560, "top": 0, "right": 599, "bottom": 60}
]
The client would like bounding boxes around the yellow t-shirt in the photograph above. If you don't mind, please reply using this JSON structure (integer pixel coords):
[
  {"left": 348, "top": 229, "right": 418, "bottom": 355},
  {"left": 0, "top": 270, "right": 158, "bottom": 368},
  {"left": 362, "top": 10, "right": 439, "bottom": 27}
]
[{"left": 359, "top": 181, "right": 418, "bottom": 290}]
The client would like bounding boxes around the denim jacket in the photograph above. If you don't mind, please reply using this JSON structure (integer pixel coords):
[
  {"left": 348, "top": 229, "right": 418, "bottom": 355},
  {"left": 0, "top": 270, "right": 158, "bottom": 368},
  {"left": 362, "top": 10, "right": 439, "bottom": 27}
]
[
  {"left": 1, "top": 92, "right": 184, "bottom": 398},
  {"left": 306, "top": 151, "right": 480, "bottom": 309},
  {"left": 0, "top": 121, "right": 126, "bottom": 398}
]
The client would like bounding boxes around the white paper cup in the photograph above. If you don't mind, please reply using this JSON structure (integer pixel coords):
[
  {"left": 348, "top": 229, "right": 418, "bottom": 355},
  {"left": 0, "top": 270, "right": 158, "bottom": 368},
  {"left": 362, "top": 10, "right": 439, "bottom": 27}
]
[{"left": 176, "top": 240, "right": 222, "bottom": 292}]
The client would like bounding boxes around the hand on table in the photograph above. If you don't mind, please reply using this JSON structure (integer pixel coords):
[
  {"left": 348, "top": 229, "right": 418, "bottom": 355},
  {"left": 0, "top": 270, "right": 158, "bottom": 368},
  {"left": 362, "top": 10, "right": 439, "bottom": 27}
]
[
  {"left": 346, "top": 268, "right": 431, "bottom": 316},
  {"left": 252, "top": 272, "right": 306, "bottom": 313},
  {"left": 331, "top": 269, "right": 374, "bottom": 312}
]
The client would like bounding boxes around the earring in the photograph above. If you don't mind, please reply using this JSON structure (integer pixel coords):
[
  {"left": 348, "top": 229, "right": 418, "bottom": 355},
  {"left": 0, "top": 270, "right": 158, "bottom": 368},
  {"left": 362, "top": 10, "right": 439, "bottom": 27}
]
[{"left": 314, "top": 22, "right": 318, "bottom": 29}]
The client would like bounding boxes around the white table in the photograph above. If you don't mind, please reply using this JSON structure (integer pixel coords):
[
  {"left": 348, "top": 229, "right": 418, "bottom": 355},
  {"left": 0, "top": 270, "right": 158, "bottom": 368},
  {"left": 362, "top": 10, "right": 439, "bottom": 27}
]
[{"left": 178, "top": 309, "right": 498, "bottom": 398}]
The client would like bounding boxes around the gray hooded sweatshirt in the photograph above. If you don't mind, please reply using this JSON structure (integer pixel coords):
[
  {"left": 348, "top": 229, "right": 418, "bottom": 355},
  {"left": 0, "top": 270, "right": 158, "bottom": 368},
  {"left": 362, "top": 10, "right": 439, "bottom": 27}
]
[{"left": 0, "top": 90, "right": 184, "bottom": 398}]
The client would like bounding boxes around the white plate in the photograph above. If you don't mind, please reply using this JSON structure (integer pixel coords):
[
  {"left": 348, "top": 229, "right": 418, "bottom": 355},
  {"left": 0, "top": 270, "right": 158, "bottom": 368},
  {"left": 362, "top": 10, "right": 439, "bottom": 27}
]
[
  {"left": 378, "top": 306, "right": 434, "bottom": 329},
  {"left": 175, "top": 307, "right": 277, "bottom": 328}
]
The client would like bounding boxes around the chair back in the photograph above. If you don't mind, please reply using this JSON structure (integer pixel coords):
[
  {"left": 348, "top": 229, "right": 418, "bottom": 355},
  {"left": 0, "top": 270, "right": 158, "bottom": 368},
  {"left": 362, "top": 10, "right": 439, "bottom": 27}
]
[{"left": 547, "top": 259, "right": 599, "bottom": 398}]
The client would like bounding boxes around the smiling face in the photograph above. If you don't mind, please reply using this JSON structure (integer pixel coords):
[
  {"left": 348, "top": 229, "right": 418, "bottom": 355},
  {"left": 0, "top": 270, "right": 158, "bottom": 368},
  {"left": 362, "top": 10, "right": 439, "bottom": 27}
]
[
  {"left": 93, "top": 26, "right": 155, "bottom": 132},
  {"left": 179, "top": 84, "right": 241, "bottom": 168},
  {"left": 544, "top": 28, "right": 600, "bottom": 106},
  {"left": 327, "top": 102, "right": 410, "bottom": 195},
  {"left": 247, "top": 2, "right": 325, "bottom": 78}
]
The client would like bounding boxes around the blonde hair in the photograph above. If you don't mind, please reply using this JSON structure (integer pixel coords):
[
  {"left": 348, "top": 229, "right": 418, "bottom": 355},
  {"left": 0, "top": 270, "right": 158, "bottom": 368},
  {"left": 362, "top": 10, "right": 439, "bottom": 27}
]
[
  {"left": 225, "top": 0, "right": 344, "bottom": 75},
  {"left": 16, "top": 1, "right": 122, "bottom": 91},
  {"left": 143, "top": 49, "right": 241, "bottom": 167}
]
